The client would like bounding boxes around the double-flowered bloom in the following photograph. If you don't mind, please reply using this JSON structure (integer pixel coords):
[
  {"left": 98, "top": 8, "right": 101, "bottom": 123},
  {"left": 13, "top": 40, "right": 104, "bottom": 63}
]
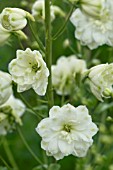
[
  {"left": 70, "top": 0, "right": 113, "bottom": 49},
  {"left": 9, "top": 48, "right": 49, "bottom": 96},
  {"left": 36, "top": 104, "right": 98, "bottom": 160}
]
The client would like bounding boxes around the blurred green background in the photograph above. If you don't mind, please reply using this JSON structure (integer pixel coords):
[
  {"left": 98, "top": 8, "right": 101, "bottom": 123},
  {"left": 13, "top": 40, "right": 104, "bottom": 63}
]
[{"left": 0, "top": 0, "right": 113, "bottom": 170}]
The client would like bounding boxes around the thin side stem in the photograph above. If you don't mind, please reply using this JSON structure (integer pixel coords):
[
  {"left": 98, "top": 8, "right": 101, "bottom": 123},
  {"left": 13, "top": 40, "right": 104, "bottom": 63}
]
[
  {"left": 45, "top": 0, "right": 54, "bottom": 109},
  {"left": 17, "top": 37, "right": 24, "bottom": 50},
  {"left": 52, "top": 5, "right": 74, "bottom": 40},
  {"left": 28, "top": 21, "right": 45, "bottom": 54},
  {"left": 0, "top": 156, "right": 12, "bottom": 170},
  {"left": 3, "top": 138, "right": 19, "bottom": 170},
  {"left": 18, "top": 93, "right": 43, "bottom": 118},
  {"left": 17, "top": 127, "right": 44, "bottom": 166}
]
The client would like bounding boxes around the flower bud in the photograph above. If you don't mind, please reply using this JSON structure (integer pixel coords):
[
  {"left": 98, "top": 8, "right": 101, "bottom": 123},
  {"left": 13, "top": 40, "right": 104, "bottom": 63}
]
[
  {"left": 32, "top": 0, "right": 64, "bottom": 21},
  {"left": 0, "top": 71, "right": 12, "bottom": 105},
  {"left": 88, "top": 63, "right": 113, "bottom": 101},
  {"left": 103, "top": 88, "right": 112, "bottom": 98},
  {"left": 0, "top": 8, "right": 34, "bottom": 31},
  {"left": 106, "top": 116, "right": 113, "bottom": 122},
  {"left": 14, "top": 30, "right": 27, "bottom": 40}
]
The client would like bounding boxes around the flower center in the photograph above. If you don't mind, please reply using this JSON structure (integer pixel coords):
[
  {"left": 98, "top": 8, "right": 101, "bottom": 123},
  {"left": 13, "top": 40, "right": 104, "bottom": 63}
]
[
  {"left": 2, "top": 15, "right": 11, "bottom": 30},
  {"left": 32, "top": 64, "right": 39, "bottom": 72},
  {"left": 29, "top": 62, "right": 39, "bottom": 73},
  {"left": 63, "top": 124, "right": 72, "bottom": 133}
]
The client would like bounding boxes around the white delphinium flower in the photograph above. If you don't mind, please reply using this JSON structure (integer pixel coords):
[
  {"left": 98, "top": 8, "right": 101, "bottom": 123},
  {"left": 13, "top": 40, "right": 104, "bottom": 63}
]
[
  {"left": 9, "top": 48, "right": 49, "bottom": 96},
  {"left": 0, "top": 7, "right": 34, "bottom": 31},
  {"left": 87, "top": 63, "right": 113, "bottom": 102},
  {"left": 70, "top": 0, "right": 113, "bottom": 49},
  {"left": 52, "top": 55, "right": 86, "bottom": 95},
  {"left": 0, "top": 71, "right": 12, "bottom": 105},
  {"left": 36, "top": 104, "right": 98, "bottom": 160},
  {"left": 32, "top": 0, "right": 65, "bottom": 21},
  {"left": 0, "top": 95, "right": 25, "bottom": 135}
]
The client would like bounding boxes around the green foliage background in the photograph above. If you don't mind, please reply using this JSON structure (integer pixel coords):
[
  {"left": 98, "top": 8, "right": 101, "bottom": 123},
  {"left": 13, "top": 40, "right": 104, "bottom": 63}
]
[{"left": 0, "top": 0, "right": 113, "bottom": 170}]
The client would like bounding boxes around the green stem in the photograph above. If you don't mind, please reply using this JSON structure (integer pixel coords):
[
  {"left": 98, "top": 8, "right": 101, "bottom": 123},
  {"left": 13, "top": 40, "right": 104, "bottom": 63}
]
[
  {"left": 17, "top": 93, "right": 43, "bottom": 118},
  {"left": 17, "top": 127, "right": 44, "bottom": 166},
  {"left": 52, "top": 5, "right": 74, "bottom": 40},
  {"left": 3, "top": 138, "right": 19, "bottom": 170},
  {"left": 45, "top": 0, "right": 54, "bottom": 109},
  {"left": 17, "top": 36, "right": 24, "bottom": 50},
  {"left": 0, "top": 156, "right": 12, "bottom": 170},
  {"left": 37, "top": 99, "right": 48, "bottom": 104},
  {"left": 28, "top": 21, "right": 45, "bottom": 55}
]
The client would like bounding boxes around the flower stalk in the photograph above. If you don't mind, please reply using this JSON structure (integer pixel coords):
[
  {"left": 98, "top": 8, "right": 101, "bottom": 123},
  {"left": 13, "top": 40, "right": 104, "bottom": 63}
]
[
  {"left": 45, "top": 0, "right": 54, "bottom": 109},
  {"left": 17, "top": 127, "right": 44, "bottom": 165},
  {"left": 3, "top": 137, "right": 19, "bottom": 170}
]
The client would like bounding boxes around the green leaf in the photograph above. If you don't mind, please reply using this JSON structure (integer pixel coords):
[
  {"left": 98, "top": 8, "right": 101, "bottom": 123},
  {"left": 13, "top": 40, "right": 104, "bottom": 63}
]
[
  {"left": 48, "top": 163, "right": 61, "bottom": 170},
  {"left": 95, "top": 102, "right": 113, "bottom": 114}
]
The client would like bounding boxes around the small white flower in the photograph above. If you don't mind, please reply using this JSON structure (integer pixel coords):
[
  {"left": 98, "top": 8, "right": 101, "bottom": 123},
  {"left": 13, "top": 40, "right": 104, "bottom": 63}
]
[
  {"left": 9, "top": 48, "right": 49, "bottom": 96},
  {"left": 52, "top": 55, "right": 86, "bottom": 95},
  {"left": 0, "top": 7, "right": 34, "bottom": 31},
  {"left": 32, "top": 0, "right": 64, "bottom": 21},
  {"left": 88, "top": 63, "right": 113, "bottom": 101},
  {"left": 70, "top": 1, "right": 113, "bottom": 49},
  {"left": 0, "top": 94, "right": 25, "bottom": 135},
  {"left": 0, "top": 71, "right": 12, "bottom": 105},
  {"left": 36, "top": 104, "right": 98, "bottom": 160}
]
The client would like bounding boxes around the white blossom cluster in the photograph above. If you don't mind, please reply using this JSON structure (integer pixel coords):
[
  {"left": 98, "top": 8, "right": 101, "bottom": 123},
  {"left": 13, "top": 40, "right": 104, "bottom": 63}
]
[
  {"left": 0, "top": 0, "right": 109, "bottom": 162},
  {"left": 52, "top": 55, "right": 86, "bottom": 95},
  {"left": 70, "top": 0, "right": 113, "bottom": 49}
]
